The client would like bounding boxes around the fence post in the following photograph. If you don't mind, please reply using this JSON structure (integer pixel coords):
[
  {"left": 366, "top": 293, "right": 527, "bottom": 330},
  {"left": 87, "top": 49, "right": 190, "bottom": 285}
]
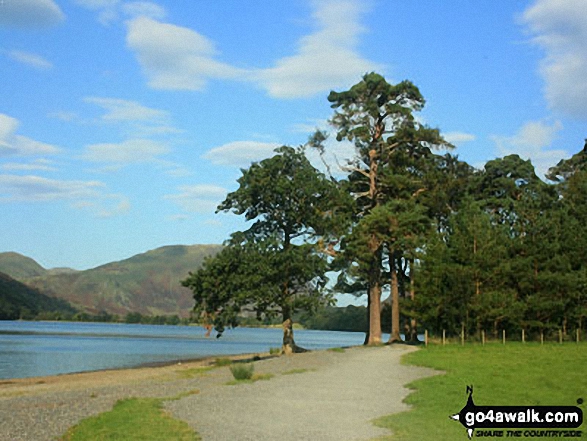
[
  {"left": 482, "top": 330, "right": 485, "bottom": 346},
  {"left": 577, "top": 328, "right": 580, "bottom": 343},
  {"left": 461, "top": 324, "right": 465, "bottom": 346},
  {"left": 541, "top": 331, "right": 544, "bottom": 345},
  {"left": 522, "top": 329, "right": 525, "bottom": 343},
  {"left": 503, "top": 329, "right": 506, "bottom": 345},
  {"left": 425, "top": 330, "right": 428, "bottom": 347},
  {"left": 559, "top": 329, "right": 563, "bottom": 344},
  {"left": 443, "top": 329, "right": 446, "bottom": 346}
]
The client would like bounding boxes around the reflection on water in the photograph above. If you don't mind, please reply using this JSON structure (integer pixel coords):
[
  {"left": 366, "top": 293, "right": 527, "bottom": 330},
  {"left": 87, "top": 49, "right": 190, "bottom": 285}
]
[{"left": 0, "top": 321, "right": 370, "bottom": 379}]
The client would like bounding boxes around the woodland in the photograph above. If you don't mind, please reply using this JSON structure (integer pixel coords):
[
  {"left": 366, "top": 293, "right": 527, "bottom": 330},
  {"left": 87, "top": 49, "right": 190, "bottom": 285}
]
[{"left": 182, "top": 73, "right": 587, "bottom": 353}]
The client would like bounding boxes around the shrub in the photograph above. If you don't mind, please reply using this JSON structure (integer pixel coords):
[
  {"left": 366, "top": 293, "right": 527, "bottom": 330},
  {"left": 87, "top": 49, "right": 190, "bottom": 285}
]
[
  {"left": 269, "top": 347, "right": 281, "bottom": 355},
  {"left": 229, "top": 363, "right": 254, "bottom": 380}
]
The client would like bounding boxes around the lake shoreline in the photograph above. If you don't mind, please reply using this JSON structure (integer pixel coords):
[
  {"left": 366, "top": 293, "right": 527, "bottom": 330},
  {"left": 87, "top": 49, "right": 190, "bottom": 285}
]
[{"left": 0, "top": 344, "right": 437, "bottom": 441}]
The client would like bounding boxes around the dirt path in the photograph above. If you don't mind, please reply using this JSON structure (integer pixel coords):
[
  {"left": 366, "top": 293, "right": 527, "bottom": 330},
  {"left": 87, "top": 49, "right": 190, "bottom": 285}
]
[
  {"left": 0, "top": 345, "right": 437, "bottom": 441},
  {"left": 168, "top": 345, "right": 437, "bottom": 440}
]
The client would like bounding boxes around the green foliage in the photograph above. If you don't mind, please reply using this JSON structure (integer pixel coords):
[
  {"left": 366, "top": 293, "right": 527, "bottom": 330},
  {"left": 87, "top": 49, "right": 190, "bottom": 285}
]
[
  {"left": 299, "top": 305, "right": 367, "bottom": 332},
  {"left": 184, "top": 146, "right": 343, "bottom": 345},
  {"left": 229, "top": 363, "right": 255, "bottom": 380},
  {"left": 0, "top": 272, "right": 77, "bottom": 320}
]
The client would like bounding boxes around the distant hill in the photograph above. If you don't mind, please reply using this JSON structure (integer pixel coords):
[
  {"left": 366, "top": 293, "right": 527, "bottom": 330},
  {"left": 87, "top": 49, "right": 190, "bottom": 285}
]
[
  {"left": 10, "top": 245, "right": 223, "bottom": 318},
  {"left": 0, "top": 252, "right": 47, "bottom": 279},
  {"left": 0, "top": 272, "right": 77, "bottom": 320}
]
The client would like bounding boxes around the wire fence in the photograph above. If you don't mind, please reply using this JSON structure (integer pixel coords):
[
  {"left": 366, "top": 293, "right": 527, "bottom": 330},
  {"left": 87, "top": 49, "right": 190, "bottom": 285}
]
[{"left": 423, "top": 328, "right": 582, "bottom": 346}]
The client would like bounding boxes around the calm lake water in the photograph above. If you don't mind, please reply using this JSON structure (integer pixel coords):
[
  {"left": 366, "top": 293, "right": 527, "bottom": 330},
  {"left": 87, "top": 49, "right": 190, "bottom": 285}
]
[{"left": 0, "top": 321, "right": 371, "bottom": 380}]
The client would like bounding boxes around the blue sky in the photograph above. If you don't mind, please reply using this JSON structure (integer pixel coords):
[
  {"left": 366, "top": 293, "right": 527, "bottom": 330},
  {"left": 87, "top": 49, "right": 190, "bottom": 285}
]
[{"left": 1, "top": 0, "right": 586, "bottom": 278}]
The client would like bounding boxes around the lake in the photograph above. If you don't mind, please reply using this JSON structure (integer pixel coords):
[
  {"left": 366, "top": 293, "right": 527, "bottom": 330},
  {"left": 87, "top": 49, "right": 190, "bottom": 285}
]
[{"left": 0, "top": 321, "right": 374, "bottom": 380}]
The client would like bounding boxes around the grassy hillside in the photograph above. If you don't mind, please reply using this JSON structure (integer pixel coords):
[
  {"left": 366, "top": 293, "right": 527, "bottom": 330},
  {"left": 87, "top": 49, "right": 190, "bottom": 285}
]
[
  {"left": 0, "top": 272, "right": 77, "bottom": 320},
  {"left": 26, "top": 245, "right": 222, "bottom": 317},
  {"left": 0, "top": 252, "right": 47, "bottom": 279}
]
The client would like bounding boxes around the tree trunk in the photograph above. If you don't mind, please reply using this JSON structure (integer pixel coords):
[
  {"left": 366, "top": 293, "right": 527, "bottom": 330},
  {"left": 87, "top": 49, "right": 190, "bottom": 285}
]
[
  {"left": 281, "top": 307, "right": 307, "bottom": 354},
  {"left": 388, "top": 251, "right": 402, "bottom": 343},
  {"left": 365, "top": 234, "right": 383, "bottom": 345},
  {"left": 407, "top": 258, "right": 419, "bottom": 343}
]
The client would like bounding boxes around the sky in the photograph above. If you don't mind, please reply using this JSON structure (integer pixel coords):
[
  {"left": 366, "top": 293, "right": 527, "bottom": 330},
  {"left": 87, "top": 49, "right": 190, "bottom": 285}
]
[{"left": 1, "top": 0, "right": 586, "bottom": 281}]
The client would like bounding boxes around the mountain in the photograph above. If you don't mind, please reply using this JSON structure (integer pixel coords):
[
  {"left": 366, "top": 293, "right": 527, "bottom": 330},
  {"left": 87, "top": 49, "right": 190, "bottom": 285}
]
[
  {"left": 0, "top": 245, "right": 222, "bottom": 318},
  {"left": 0, "top": 272, "right": 77, "bottom": 320},
  {"left": 0, "top": 252, "right": 47, "bottom": 279}
]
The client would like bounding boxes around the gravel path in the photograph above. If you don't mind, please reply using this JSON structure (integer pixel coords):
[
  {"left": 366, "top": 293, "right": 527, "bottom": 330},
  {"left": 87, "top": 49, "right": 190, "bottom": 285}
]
[
  {"left": 168, "top": 345, "right": 437, "bottom": 441},
  {"left": 0, "top": 345, "right": 437, "bottom": 441}
]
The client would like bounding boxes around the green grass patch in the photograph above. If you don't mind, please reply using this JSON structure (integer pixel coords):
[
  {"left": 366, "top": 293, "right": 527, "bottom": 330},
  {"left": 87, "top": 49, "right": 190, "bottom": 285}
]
[
  {"left": 269, "top": 346, "right": 281, "bottom": 355},
  {"left": 282, "top": 368, "right": 313, "bottom": 375},
  {"left": 328, "top": 347, "right": 345, "bottom": 353},
  {"left": 60, "top": 397, "right": 200, "bottom": 441},
  {"left": 214, "top": 357, "right": 232, "bottom": 366},
  {"left": 373, "top": 343, "right": 587, "bottom": 440},
  {"left": 225, "top": 373, "right": 275, "bottom": 385},
  {"left": 175, "top": 366, "right": 213, "bottom": 379}
]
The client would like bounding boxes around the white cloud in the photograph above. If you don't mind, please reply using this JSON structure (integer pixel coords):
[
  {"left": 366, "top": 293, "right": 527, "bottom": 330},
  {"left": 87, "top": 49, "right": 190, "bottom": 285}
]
[
  {"left": 1, "top": 159, "right": 57, "bottom": 172},
  {"left": 202, "top": 141, "right": 282, "bottom": 167},
  {"left": 81, "top": 139, "right": 169, "bottom": 165},
  {"left": 6, "top": 50, "right": 53, "bottom": 70},
  {"left": 73, "top": 0, "right": 120, "bottom": 25},
  {"left": 126, "top": 16, "right": 244, "bottom": 91},
  {"left": 0, "top": 0, "right": 65, "bottom": 29},
  {"left": 443, "top": 132, "right": 476, "bottom": 145},
  {"left": 491, "top": 120, "right": 567, "bottom": 179},
  {"left": 85, "top": 96, "right": 168, "bottom": 122},
  {"left": 85, "top": 96, "right": 182, "bottom": 138},
  {"left": 164, "top": 184, "right": 227, "bottom": 213},
  {"left": 523, "top": 0, "right": 587, "bottom": 119},
  {"left": 0, "top": 173, "right": 131, "bottom": 217},
  {"left": 0, "top": 174, "right": 104, "bottom": 202},
  {"left": 253, "top": 0, "right": 382, "bottom": 98},
  {"left": 122, "top": 1, "right": 166, "bottom": 20},
  {"left": 0, "top": 113, "right": 61, "bottom": 156}
]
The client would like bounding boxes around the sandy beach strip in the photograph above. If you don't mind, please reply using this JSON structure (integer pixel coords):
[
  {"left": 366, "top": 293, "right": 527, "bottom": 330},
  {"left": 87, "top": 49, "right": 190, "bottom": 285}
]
[{"left": 0, "top": 345, "right": 438, "bottom": 441}]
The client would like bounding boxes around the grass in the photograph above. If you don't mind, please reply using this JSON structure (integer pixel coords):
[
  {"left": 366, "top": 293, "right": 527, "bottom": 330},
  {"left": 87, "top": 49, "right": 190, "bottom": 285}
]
[
  {"left": 373, "top": 343, "right": 587, "bottom": 440},
  {"left": 282, "top": 368, "right": 314, "bottom": 375},
  {"left": 328, "top": 347, "right": 346, "bottom": 353},
  {"left": 214, "top": 357, "right": 232, "bottom": 367},
  {"left": 269, "top": 346, "right": 282, "bottom": 355},
  {"left": 175, "top": 366, "right": 213, "bottom": 379},
  {"left": 225, "top": 373, "right": 275, "bottom": 385},
  {"left": 60, "top": 397, "right": 200, "bottom": 441}
]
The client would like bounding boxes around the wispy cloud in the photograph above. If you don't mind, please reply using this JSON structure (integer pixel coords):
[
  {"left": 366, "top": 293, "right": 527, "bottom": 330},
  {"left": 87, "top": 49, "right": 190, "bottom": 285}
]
[
  {"left": 85, "top": 96, "right": 169, "bottom": 123},
  {"left": 124, "top": 0, "right": 379, "bottom": 99},
  {"left": 81, "top": 139, "right": 170, "bottom": 167},
  {"left": 0, "top": 174, "right": 103, "bottom": 202},
  {"left": 0, "top": 173, "right": 131, "bottom": 217},
  {"left": 254, "top": 0, "right": 382, "bottom": 98},
  {"left": 491, "top": 119, "right": 567, "bottom": 179},
  {"left": 443, "top": 132, "right": 476, "bottom": 145},
  {"left": 202, "top": 141, "right": 281, "bottom": 168},
  {"left": 73, "top": 0, "right": 165, "bottom": 24},
  {"left": 125, "top": 16, "right": 245, "bottom": 91},
  {"left": 6, "top": 50, "right": 53, "bottom": 69},
  {"left": 1, "top": 159, "right": 58, "bottom": 172},
  {"left": 522, "top": 0, "right": 587, "bottom": 119},
  {"left": 164, "top": 184, "right": 227, "bottom": 213},
  {"left": 0, "top": 113, "right": 61, "bottom": 156},
  {"left": 0, "top": 0, "right": 65, "bottom": 29}
]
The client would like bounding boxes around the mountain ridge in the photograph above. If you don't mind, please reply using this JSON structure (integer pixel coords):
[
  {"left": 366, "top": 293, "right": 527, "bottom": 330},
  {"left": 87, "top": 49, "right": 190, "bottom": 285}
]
[{"left": 0, "top": 245, "right": 222, "bottom": 318}]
